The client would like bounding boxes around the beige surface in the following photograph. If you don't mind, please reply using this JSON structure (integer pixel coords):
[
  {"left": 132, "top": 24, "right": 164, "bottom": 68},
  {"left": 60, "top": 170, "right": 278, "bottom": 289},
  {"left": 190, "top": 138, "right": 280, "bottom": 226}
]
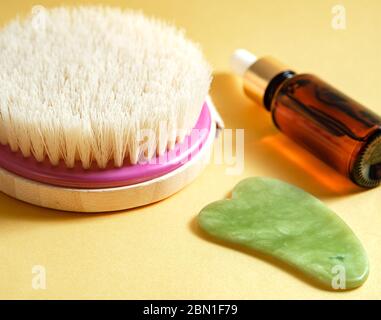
[{"left": 0, "top": 0, "right": 381, "bottom": 299}]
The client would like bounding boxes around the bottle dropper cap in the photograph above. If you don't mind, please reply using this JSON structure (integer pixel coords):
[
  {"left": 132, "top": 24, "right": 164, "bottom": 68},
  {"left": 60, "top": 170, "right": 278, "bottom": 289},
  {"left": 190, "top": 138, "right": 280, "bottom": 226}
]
[
  {"left": 230, "top": 49, "right": 257, "bottom": 77},
  {"left": 230, "top": 49, "right": 292, "bottom": 108}
]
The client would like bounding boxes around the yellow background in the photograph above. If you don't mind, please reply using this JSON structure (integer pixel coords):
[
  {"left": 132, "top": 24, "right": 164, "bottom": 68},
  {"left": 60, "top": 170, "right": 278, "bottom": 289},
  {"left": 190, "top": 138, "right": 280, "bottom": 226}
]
[{"left": 1, "top": 0, "right": 381, "bottom": 299}]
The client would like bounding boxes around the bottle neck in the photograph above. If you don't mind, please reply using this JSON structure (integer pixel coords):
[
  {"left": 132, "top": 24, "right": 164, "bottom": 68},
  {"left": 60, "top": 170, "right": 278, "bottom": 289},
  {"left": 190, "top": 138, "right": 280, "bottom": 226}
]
[
  {"left": 263, "top": 71, "right": 296, "bottom": 111},
  {"left": 241, "top": 56, "right": 295, "bottom": 111}
]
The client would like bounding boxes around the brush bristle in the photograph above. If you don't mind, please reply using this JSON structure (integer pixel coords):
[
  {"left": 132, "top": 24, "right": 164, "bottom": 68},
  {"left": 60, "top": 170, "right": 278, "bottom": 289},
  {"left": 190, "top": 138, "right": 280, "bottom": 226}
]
[{"left": 0, "top": 6, "right": 212, "bottom": 168}]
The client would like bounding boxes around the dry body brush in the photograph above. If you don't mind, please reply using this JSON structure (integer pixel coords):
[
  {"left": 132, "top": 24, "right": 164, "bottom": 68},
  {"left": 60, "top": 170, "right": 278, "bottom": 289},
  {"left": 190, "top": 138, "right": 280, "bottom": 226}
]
[{"left": 0, "top": 6, "right": 212, "bottom": 169}]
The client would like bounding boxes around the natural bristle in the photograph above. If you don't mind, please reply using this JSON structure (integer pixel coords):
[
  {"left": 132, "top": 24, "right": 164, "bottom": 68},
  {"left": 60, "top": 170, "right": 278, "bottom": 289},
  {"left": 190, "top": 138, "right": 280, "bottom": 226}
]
[{"left": 0, "top": 6, "right": 211, "bottom": 168}]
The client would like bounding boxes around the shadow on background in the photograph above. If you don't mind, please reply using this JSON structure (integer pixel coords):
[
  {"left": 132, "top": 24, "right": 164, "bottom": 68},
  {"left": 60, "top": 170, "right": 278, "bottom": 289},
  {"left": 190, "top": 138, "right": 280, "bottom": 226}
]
[
  {"left": 210, "top": 72, "right": 362, "bottom": 198},
  {"left": 0, "top": 189, "right": 158, "bottom": 224},
  {"left": 0, "top": 191, "right": 111, "bottom": 223}
]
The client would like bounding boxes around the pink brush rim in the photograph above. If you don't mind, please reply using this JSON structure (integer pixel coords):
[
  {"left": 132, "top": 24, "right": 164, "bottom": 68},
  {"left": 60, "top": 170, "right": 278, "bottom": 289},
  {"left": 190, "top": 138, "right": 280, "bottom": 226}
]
[{"left": 0, "top": 102, "right": 212, "bottom": 189}]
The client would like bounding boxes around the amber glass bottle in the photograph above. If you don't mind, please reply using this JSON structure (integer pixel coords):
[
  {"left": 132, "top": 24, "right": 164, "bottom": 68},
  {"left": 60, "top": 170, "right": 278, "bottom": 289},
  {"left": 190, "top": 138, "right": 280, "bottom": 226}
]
[{"left": 232, "top": 50, "right": 381, "bottom": 188}]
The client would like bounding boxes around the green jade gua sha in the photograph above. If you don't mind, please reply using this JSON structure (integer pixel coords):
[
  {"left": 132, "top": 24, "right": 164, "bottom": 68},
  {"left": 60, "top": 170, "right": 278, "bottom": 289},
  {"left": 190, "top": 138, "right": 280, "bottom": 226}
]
[{"left": 198, "top": 177, "right": 369, "bottom": 290}]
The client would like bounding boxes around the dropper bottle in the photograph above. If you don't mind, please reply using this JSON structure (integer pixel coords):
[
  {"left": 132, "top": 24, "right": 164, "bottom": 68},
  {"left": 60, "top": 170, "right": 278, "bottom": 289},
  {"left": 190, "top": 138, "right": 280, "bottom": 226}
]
[{"left": 231, "top": 49, "right": 381, "bottom": 188}]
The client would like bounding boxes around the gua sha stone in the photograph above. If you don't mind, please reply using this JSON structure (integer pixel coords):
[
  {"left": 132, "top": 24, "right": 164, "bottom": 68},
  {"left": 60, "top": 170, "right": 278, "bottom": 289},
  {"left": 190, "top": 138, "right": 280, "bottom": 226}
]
[{"left": 198, "top": 177, "right": 369, "bottom": 290}]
